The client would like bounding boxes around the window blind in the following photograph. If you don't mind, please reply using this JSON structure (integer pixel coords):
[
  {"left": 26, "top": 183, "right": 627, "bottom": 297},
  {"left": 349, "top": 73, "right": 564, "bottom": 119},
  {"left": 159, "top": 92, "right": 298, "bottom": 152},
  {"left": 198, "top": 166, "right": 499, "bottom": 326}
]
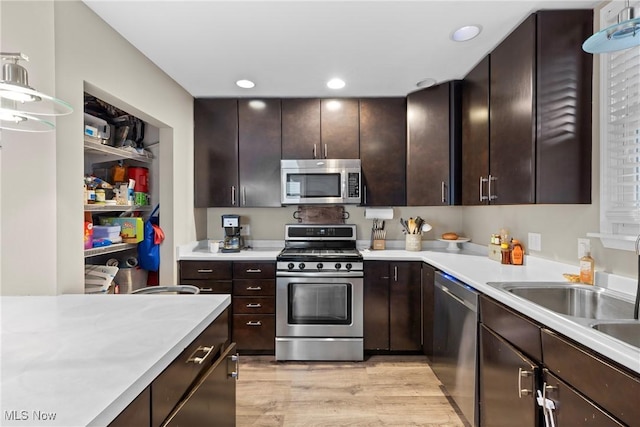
[{"left": 600, "top": 1, "right": 640, "bottom": 238}]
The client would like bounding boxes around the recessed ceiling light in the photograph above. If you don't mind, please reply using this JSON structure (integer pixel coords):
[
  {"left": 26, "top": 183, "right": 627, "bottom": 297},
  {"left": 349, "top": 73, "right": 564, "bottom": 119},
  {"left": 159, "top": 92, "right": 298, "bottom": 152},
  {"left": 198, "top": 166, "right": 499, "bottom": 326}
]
[
  {"left": 416, "top": 78, "right": 437, "bottom": 88},
  {"left": 327, "top": 78, "right": 346, "bottom": 89},
  {"left": 451, "top": 25, "right": 481, "bottom": 42},
  {"left": 236, "top": 79, "right": 255, "bottom": 89}
]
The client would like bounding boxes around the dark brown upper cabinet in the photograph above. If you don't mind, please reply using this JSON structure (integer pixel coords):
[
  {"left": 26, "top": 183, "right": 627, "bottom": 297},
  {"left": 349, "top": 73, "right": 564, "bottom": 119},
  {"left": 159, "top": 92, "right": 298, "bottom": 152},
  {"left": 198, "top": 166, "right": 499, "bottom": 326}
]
[
  {"left": 281, "top": 98, "right": 359, "bottom": 159},
  {"left": 281, "top": 98, "right": 321, "bottom": 160},
  {"left": 462, "top": 10, "right": 592, "bottom": 205},
  {"left": 359, "top": 98, "right": 407, "bottom": 206},
  {"left": 194, "top": 99, "right": 238, "bottom": 208},
  {"left": 238, "top": 99, "right": 282, "bottom": 207},
  {"left": 320, "top": 99, "right": 360, "bottom": 159},
  {"left": 406, "top": 81, "right": 462, "bottom": 206},
  {"left": 194, "top": 98, "right": 281, "bottom": 207}
]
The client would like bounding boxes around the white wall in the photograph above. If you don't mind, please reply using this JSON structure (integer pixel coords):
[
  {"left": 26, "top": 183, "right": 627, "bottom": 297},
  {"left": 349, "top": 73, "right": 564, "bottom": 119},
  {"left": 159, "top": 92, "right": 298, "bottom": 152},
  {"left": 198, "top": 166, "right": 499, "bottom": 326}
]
[
  {"left": 1, "top": 1, "right": 58, "bottom": 295},
  {"left": 1, "top": 1, "right": 196, "bottom": 295}
]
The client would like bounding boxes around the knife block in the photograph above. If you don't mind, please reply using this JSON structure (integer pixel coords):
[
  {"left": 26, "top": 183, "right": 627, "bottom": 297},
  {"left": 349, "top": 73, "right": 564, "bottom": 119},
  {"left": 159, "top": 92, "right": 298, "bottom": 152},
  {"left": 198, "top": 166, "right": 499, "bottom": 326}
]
[{"left": 372, "top": 239, "right": 386, "bottom": 250}]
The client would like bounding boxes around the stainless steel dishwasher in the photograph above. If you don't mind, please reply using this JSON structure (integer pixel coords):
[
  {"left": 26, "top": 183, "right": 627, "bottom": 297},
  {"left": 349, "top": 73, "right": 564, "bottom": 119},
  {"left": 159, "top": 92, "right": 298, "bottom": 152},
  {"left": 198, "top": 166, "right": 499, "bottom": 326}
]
[{"left": 432, "top": 271, "right": 479, "bottom": 427}]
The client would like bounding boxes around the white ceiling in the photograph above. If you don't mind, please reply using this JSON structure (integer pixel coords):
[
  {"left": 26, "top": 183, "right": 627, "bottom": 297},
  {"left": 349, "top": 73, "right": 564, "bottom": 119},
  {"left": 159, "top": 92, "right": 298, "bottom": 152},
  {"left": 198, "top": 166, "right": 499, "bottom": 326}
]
[{"left": 83, "top": 0, "right": 600, "bottom": 98}]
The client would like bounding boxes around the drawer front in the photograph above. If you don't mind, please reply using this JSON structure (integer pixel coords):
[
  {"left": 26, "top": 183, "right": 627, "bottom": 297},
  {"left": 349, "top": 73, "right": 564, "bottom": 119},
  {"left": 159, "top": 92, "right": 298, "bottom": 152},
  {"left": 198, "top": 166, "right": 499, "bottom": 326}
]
[
  {"left": 180, "top": 279, "right": 232, "bottom": 294},
  {"left": 233, "top": 262, "right": 275, "bottom": 279},
  {"left": 152, "top": 308, "right": 230, "bottom": 427},
  {"left": 544, "top": 370, "right": 624, "bottom": 427},
  {"left": 480, "top": 295, "right": 542, "bottom": 363},
  {"left": 233, "top": 296, "right": 275, "bottom": 314},
  {"left": 180, "top": 261, "right": 232, "bottom": 280},
  {"left": 542, "top": 329, "right": 640, "bottom": 427},
  {"left": 232, "top": 279, "right": 275, "bottom": 296},
  {"left": 232, "top": 314, "right": 275, "bottom": 351}
]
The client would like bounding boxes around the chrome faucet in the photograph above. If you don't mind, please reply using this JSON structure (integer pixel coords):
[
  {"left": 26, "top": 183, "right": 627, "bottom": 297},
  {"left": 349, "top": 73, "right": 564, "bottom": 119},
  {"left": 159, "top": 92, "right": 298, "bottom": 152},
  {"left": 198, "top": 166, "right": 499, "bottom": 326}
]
[{"left": 635, "top": 235, "right": 640, "bottom": 320}]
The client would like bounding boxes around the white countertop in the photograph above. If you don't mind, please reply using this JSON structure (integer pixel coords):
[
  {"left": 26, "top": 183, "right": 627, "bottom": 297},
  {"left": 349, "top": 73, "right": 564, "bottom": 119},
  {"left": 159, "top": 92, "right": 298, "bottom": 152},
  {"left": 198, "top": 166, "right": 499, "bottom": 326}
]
[
  {"left": 0, "top": 294, "right": 230, "bottom": 426},
  {"left": 177, "top": 240, "right": 640, "bottom": 374}
]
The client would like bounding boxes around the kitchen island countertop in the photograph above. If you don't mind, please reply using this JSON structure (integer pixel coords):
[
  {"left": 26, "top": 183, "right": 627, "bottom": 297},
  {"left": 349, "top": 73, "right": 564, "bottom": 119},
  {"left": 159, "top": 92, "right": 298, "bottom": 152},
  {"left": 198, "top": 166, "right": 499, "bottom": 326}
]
[
  {"left": 177, "top": 240, "right": 640, "bottom": 375},
  {"left": 1, "top": 294, "right": 230, "bottom": 426}
]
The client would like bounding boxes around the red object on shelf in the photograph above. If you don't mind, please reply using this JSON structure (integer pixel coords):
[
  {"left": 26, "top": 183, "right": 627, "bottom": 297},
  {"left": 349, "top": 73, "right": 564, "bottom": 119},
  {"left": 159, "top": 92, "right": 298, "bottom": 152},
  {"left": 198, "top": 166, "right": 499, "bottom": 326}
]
[{"left": 128, "top": 167, "right": 149, "bottom": 193}]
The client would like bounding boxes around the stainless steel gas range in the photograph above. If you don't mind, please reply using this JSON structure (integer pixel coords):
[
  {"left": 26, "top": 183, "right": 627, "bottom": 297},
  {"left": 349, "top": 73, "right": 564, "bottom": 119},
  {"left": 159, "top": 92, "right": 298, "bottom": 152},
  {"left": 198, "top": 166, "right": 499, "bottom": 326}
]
[{"left": 275, "top": 224, "right": 363, "bottom": 361}]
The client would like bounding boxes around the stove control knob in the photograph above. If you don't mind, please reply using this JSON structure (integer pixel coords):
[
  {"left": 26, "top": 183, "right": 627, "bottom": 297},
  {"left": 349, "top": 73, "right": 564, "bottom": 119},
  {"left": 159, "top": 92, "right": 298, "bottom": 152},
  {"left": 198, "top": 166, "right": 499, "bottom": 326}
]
[
  {"left": 287, "top": 263, "right": 294, "bottom": 270},
  {"left": 346, "top": 263, "right": 352, "bottom": 271},
  {"left": 335, "top": 263, "right": 342, "bottom": 270},
  {"left": 299, "top": 263, "right": 306, "bottom": 270},
  {"left": 317, "top": 263, "right": 323, "bottom": 270}
]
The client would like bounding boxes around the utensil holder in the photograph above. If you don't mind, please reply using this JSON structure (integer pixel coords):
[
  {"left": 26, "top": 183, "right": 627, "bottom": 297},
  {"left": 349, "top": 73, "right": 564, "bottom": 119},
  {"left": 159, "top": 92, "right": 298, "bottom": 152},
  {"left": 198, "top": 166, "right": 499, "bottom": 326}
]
[{"left": 405, "top": 234, "right": 421, "bottom": 251}]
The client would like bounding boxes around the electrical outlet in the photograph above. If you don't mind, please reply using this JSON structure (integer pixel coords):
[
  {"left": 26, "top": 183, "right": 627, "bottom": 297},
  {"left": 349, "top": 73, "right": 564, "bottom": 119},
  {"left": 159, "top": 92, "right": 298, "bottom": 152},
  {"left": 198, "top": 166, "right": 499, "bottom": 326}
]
[
  {"left": 240, "top": 224, "right": 250, "bottom": 236},
  {"left": 528, "top": 232, "right": 542, "bottom": 251},
  {"left": 578, "top": 238, "right": 590, "bottom": 258}
]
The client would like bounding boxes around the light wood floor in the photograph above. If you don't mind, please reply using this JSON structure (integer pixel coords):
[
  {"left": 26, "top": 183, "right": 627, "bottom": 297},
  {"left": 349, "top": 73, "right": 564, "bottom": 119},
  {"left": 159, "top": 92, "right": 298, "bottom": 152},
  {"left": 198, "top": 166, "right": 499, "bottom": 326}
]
[{"left": 236, "top": 355, "right": 468, "bottom": 427}]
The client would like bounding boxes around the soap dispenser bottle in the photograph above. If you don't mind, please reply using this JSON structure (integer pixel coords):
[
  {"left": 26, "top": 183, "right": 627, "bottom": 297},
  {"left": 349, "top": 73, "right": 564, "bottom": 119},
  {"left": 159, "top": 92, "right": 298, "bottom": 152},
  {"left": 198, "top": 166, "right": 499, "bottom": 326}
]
[{"left": 579, "top": 241, "right": 595, "bottom": 285}]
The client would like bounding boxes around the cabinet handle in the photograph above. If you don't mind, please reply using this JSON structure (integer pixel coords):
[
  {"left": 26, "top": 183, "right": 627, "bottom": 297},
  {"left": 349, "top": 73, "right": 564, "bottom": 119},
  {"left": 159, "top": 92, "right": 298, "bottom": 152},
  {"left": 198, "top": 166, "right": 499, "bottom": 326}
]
[
  {"left": 200, "top": 288, "right": 213, "bottom": 292},
  {"left": 518, "top": 368, "right": 533, "bottom": 398},
  {"left": 324, "top": 144, "right": 328, "bottom": 159},
  {"left": 363, "top": 185, "right": 367, "bottom": 205},
  {"left": 393, "top": 266, "right": 398, "bottom": 282},
  {"left": 187, "top": 345, "right": 215, "bottom": 365},
  {"left": 441, "top": 181, "right": 447, "bottom": 204},
  {"left": 231, "top": 186, "right": 236, "bottom": 206},
  {"left": 197, "top": 269, "right": 213, "bottom": 273},
  {"left": 480, "top": 176, "right": 489, "bottom": 202},
  {"left": 246, "top": 321, "right": 262, "bottom": 326},
  {"left": 245, "top": 269, "right": 262, "bottom": 273},
  {"left": 246, "top": 286, "right": 262, "bottom": 291},
  {"left": 228, "top": 353, "right": 240, "bottom": 380},
  {"left": 246, "top": 303, "right": 262, "bottom": 308},
  {"left": 488, "top": 175, "right": 498, "bottom": 201},
  {"left": 313, "top": 144, "right": 317, "bottom": 159},
  {"left": 242, "top": 187, "right": 247, "bottom": 206}
]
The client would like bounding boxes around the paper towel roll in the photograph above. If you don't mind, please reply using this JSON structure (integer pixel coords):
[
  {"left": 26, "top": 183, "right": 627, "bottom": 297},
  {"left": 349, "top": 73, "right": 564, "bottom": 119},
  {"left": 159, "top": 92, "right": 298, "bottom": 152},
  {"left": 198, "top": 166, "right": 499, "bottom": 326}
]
[{"left": 365, "top": 208, "right": 394, "bottom": 219}]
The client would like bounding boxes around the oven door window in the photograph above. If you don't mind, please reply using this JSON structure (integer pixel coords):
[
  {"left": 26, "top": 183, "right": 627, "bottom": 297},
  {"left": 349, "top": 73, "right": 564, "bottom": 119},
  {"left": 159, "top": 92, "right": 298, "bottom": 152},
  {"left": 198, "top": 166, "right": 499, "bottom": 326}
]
[
  {"left": 288, "top": 282, "right": 351, "bottom": 325},
  {"left": 285, "top": 173, "right": 341, "bottom": 198}
]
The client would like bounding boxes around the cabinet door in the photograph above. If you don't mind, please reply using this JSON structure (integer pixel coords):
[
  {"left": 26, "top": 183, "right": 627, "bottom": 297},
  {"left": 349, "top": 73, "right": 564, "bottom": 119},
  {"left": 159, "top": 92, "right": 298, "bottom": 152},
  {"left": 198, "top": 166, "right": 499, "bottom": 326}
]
[
  {"left": 389, "top": 262, "right": 422, "bottom": 351},
  {"left": 535, "top": 10, "right": 592, "bottom": 204},
  {"left": 421, "top": 263, "right": 435, "bottom": 359},
  {"left": 321, "top": 99, "right": 359, "bottom": 159},
  {"left": 480, "top": 325, "right": 539, "bottom": 427},
  {"left": 543, "top": 370, "right": 624, "bottom": 427},
  {"left": 359, "top": 98, "right": 407, "bottom": 206},
  {"left": 407, "top": 83, "right": 455, "bottom": 206},
  {"left": 489, "top": 15, "right": 536, "bottom": 205},
  {"left": 238, "top": 99, "right": 282, "bottom": 207},
  {"left": 461, "top": 56, "right": 490, "bottom": 206},
  {"left": 108, "top": 387, "right": 150, "bottom": 427},
  {"left": 363, "top": 261, "right": 390, "bottom": 351},
  {"left": 194, "top": 99, "right": 238, "bottom": 207},
  {"left": 163, "top": 343, "right": 237, "bottom": 427},
  {"left": 281, "top": 98, "right": 320, "bottom": 159}
]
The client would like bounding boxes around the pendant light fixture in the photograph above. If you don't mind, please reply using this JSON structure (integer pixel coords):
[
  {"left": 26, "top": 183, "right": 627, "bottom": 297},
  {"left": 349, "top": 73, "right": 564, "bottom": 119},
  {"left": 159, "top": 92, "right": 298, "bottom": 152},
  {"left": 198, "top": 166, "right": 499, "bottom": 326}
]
[
  {"left": 583, "top": 1, "right": 640, "bottom": 53},
  {"left": 0, "top": 52, "right": 72, "bottom": 132}
]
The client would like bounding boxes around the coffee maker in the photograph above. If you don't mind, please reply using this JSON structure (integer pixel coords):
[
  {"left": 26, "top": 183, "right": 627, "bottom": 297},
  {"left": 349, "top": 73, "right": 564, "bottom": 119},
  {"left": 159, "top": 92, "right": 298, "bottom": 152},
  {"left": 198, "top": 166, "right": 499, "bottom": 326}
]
[{"left": 221, "top": 214, "right": 242, "bottom": 253}]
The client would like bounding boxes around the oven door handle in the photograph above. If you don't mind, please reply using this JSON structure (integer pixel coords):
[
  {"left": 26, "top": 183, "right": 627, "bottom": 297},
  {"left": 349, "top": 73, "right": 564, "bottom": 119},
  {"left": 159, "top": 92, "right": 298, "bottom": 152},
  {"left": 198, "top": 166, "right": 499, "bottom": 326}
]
[{"left": 276, "top": 271, "right": 364, "bottom": 278}]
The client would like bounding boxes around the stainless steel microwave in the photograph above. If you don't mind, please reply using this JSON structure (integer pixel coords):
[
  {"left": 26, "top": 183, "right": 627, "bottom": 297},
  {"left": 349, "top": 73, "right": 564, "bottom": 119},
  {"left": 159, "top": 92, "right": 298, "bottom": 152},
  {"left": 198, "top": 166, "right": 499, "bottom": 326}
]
[{"left": 280, "top": 159, "right": 362, "bottom": 205}]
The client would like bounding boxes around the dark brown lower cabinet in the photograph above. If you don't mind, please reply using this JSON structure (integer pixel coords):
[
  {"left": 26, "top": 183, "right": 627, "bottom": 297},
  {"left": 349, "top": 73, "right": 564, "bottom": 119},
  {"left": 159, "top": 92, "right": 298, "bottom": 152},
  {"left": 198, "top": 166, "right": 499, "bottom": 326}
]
[
  {"left": 108, "top": 387, "right": 150, "bottom": 427},
  {"left": 543, "top": 370, "right": 624, "bottom": 427},
  {"left": 152, "top": 308, "right": 233, "bottom": 427},
  {"left": 480, "top": 324, "right": 540, "bottom": 427},
  {"left": 364, "top": 261, "right": 421, "bottom": 352},
  {"left": 421, "top": 263, "right": 435, "bottom": 359},
  {"left": 162, "top": 343, "right": 238, "bottom": 427}
]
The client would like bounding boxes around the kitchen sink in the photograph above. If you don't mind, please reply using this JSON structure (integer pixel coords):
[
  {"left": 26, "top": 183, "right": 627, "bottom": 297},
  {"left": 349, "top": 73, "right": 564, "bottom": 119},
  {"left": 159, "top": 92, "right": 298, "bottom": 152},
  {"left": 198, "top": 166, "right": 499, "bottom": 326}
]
[
  {"left": 491, "top": 282, "right": 635, "bottom": 320},
  {"left": 591, "top": 321, "right": 640, "bottom": 348}
]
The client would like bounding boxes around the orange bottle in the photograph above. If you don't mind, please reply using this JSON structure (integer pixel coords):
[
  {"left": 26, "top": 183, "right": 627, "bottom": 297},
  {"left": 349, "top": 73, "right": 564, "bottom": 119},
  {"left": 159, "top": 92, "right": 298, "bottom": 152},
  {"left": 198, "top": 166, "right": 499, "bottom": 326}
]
[{"left": 511, "top": 239, "right": 524, "bottom": 265}]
